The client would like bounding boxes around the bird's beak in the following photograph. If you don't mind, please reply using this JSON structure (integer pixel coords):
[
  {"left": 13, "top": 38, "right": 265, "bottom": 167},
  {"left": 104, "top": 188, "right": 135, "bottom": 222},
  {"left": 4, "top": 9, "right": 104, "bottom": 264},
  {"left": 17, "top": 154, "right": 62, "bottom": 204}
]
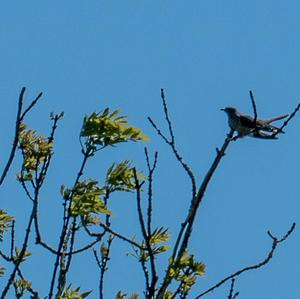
[{"left": 220, "top": 108, "right": 225, "bottom": 111}]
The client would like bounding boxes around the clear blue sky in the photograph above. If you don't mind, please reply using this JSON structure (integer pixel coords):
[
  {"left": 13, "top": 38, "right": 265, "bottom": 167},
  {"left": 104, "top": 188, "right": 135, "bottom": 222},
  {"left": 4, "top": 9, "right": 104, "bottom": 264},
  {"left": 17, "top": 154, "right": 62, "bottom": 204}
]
[{"left": 1, "top": 1, "right": 300, "bottom": 298}]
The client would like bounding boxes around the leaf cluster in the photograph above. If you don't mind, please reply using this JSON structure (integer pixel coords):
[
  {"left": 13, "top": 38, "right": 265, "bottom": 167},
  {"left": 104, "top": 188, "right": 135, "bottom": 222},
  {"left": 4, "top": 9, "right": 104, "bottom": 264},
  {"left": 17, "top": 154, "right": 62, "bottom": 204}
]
[
  {"left": 13, "top": 278, "right": 32, "bottom": 298},
  {"left": 61, "top": 180, "right": 110, "bottom": 220},
  {"left": 106, "top": 160, "right": 144, "bottom": 193},
  {"left": 14, "top": 247, "right": 31, "bottom": 263},
  {"left": 0, "top": 209, "right": 13, "bottom": 242},
  {"left": 134, "top": 227, "right": 170, "bottom": 262},
  {"left": 168, "top": 252, "right": 205, "bottom": 297},
  {"left": 80, "top": 108, "right": 148, "bottom": 153},
  {"left": 17, "top": 123, "right": 52, "bottom": 181},
  {"left": 58, "top": 285, "right": 91, "bottom": 299}
]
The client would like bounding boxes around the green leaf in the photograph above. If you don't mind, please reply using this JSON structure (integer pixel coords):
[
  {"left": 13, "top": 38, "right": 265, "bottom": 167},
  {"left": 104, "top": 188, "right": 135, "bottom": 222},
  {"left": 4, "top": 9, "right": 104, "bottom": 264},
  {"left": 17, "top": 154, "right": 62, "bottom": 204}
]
[
  {"left": 0, "top": 209, "right": 13, "bottom": 242},
  {"left": 80, "top": 108, "right": 148, "bottom": 152},
  {"left": 149, "top": 227, "right": 169, "bottom": 245},
  {"left": 167, "top": 251, "right": 206, "bottom": 296},
  {"left": 68, "top": 180, "right": 111, "bottom": 218},
  {"left": 14, "top": 247, "right": 31, "bottom": 262},
  {"left": 163, "top": 291, "right": 173, "bottom": 299},
  {"left": 106, "top": 161, "right": 145, "bottom": 193},
  {"left": 13, "top": 278, "right": 32, "bottom": 297},
  {"left": 17, "top": 122, "right": 53, "bottom": 181},
  {"left": 59, "top": 284, "right": 92, "bottom": 299},
  {"left": 101, "top": 242, "right": 109, "bottom": 258},
  {"left": 152, "top": 245, "right": 170, "bottom": 255}
]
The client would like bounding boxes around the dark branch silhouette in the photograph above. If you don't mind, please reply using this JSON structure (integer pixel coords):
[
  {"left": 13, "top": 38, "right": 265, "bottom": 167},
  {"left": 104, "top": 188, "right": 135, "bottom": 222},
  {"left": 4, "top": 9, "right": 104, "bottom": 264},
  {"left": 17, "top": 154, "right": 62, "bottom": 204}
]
[
  {"left": 195, "top": 222, "right": 296, "bottom": 298},
  {"left": 148, "top": 89, "right": 197, "bottom": 199},
  {"left": 272, "top": 102, "right": 300, "bottom": 138},
  {"left": 0, "top": 87, "right": 42, "bottom": 187},
  {"left": 249, "top": 90, "right": 258, "bottom": 124},
  {"left": 93, "top": 235, "right": 114, "bottom": 299},
  {"left": 227, "top": 279, "right": 239, "bottom": 299}
]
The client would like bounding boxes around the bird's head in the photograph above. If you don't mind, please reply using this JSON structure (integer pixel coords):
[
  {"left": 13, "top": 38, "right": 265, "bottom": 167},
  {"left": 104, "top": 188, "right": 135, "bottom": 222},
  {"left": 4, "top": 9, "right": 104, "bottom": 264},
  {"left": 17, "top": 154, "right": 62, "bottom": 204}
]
[{"left": 221, "top": 107, "right": 237, "bottom": 115}]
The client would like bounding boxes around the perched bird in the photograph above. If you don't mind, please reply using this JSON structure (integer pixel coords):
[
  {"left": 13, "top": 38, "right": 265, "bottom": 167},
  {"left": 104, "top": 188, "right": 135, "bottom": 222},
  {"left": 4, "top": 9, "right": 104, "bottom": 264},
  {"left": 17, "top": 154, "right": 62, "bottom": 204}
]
[{"left": 221, "top": 107, "right": 288, "bottom": 139}]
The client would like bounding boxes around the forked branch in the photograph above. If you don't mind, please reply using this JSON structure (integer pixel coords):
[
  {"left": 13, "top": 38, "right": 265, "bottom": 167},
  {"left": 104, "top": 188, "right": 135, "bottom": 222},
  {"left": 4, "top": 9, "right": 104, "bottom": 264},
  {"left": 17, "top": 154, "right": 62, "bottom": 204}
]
[{"left": 0, "top": 87, "right": 42, "bottom": 187}]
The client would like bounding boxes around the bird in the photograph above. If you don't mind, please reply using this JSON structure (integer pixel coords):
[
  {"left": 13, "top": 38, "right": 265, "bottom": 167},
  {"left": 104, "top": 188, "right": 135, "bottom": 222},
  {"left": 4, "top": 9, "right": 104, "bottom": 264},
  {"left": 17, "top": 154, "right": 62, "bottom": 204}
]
[{"left": 221, "top": 107, "right": 288, "bottom": 139}]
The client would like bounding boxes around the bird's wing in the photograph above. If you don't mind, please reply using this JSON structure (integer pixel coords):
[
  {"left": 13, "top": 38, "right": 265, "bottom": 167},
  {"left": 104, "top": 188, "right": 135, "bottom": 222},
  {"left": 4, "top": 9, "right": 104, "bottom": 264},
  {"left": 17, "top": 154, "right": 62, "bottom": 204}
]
[{"left": 239, "top": 114, "right": 256, "bottom": 128}]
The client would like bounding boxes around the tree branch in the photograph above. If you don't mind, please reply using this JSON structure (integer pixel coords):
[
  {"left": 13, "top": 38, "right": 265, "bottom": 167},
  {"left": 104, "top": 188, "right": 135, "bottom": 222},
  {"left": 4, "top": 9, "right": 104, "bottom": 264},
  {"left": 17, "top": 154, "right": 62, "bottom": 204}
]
[
  {"left": 133, "top": 168, "right": 158, "bottom": 298},
  {"left": 249, "top": 90, "right": 258, "bottom": 124},
  {"left": 0, "top": 88, "right": 42, "bottom": 187},
  {"left": 195, "top": 222, "right": 296, "bottom": 298},
  {"left": 272, "top": 103, "right": 300, "bottom": 138},
  {"left": 148, "top": 89, "right": 197, "bottom": 199},
  {"left": 93, "top": 235, "right": 114, "bottom": 299},
  {"left": 157, "top": 129, "right": 235, "bottom": 298}
]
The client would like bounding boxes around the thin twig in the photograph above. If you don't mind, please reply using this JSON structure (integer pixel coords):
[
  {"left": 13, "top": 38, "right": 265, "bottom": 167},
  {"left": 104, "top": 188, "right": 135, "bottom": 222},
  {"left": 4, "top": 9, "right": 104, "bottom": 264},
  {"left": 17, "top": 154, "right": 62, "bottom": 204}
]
[
  {"left": 133, "top": 168, "right": 158, "bottom": 298},
  {"left": 148, "top": 89, "right": 197, "bottom": 199},
  {"left": 0, "top": 89, "right": 24, "bottom": 186},
  {"left": 0, "top": 208, "right": 35, "bottom": 299},
  {"left": 64, "top": 218, "right": 78, "bottom": 272},
  {"left": 160, "top": 89, "right": 175, "bottom": 145},
  {"left": 94, "top": 235, "right": 114, "bottom": 299},
  {"left": 272, "top": 103, "right": 300, "bottom": 138},
  {"left": 249, "top": 90, "right": 258, "bottom": 124},
  {"left": 20, "top": 92, "right": 43, "bottom": 121},
  {"left": 0, "top": 250, "right": 11, "bottom": 262},
  {"left": 144, "top": 149, "right": 158, "bottom": 238},
  {"left": 0, "top": 88, "right": 42, "bottom": 186},
  {"left": 82, "top": 217, "right": 145, "bottom": 250},
  {"left": 16, "top": 268, "right": 39, "bottom": 298},
  {"left": 195, "top": 222, "right": 296, "bottom": 298},
  {"left": 10, "top": 220, "right": 15, "bottom": 260},
  {"left": 228, "top": 278, "right": 239, "bottom": 299}
]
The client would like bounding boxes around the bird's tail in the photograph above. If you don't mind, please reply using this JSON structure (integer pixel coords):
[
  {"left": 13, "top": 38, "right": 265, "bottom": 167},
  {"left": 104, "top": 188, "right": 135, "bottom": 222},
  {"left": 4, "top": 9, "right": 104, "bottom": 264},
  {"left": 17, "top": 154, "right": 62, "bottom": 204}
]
[{"left": 265, "top": 114, "right": 289, "bottom": 124}]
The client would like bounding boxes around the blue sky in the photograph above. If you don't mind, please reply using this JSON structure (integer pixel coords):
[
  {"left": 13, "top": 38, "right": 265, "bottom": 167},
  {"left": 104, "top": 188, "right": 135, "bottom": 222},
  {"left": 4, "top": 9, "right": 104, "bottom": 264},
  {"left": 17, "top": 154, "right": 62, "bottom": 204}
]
[{"left": 1, "top": 1, "right": 300, "bottom": 298}]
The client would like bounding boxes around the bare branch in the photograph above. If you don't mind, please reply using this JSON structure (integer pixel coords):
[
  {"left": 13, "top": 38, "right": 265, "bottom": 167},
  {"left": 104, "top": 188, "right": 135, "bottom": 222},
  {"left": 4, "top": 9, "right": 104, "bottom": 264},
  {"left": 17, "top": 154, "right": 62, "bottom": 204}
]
[
  {"left": 160, "top": 88, "right": 175, "bottom": 144},
  {"left": 10, "top": 220, "right": 15, "bottom": 260},
  {"left": 148, "top": 89, "right": 197, "bottom": 199},
  {"left": 176, "top": 130, "right": 234, "bottom": 258},
  {"left": 133, "top": 168, "right": 158, "bottom": 298},
  {"left": 0, "top": 207, "right": 35, "bottom": 299},
  {"left": 93, "top": 235, "right": 114, "bottom": 299},
  {"left": 272, "top": 103, "right": 300, "bottom": 138},
  {"left": 0, "top": 250, "right": 11, "bottom": 262},
  {"left": 228, "top": 278, "right": 239, "bottom": 299},
  {"left": 93, "top": 222, "right": 144, "bottom": 250},
  {"left": 0, "top": 88, "right": 42, "bottom": 187},
  {"left": 249, "top": 90, "right": 258, "bottom": 124},
  {"left": 20, "top": 91, "right": 43, "bottom": 121},
  {"left": 157, "top": 129, "right": 235, "bottom": 298},
  {"left": 195, "top": 222, "right": 296, "bottom": 298},
  {"left": 145, "top": 148, "right": 158, "bottom": 238},
  {"left": 16, "top": 268, "right": 40, "bottom": 298}
]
